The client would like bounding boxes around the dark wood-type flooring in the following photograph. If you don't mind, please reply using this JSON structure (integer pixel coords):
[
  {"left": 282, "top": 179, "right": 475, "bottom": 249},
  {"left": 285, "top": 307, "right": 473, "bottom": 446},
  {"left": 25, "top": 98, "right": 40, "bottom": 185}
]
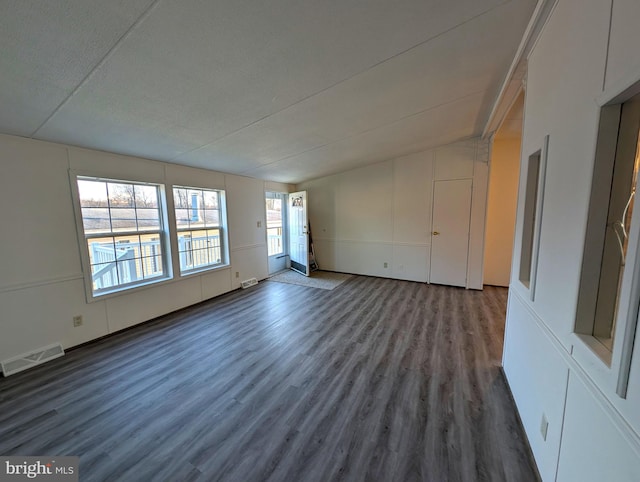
[{"left": 0, "top": 276, "right": 539, "bottom": 481}]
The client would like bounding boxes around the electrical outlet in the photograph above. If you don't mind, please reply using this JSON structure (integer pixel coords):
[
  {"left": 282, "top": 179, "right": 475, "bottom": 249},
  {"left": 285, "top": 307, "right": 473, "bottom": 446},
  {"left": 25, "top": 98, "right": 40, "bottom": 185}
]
[
  {"left": 73, "top": 315, "right": 83, "bottom": 327},
  {"left": 540, "top": 413, "right": 549, "bottom": 441},
  {"left": 235, "top": 271, "right": 239, "bottom": 278},
  {"left": 384, "top": 262, "right": 388, "bottom": 268},
  {"left": 257, "top": 221, "right": 262, "bottom": 228}
]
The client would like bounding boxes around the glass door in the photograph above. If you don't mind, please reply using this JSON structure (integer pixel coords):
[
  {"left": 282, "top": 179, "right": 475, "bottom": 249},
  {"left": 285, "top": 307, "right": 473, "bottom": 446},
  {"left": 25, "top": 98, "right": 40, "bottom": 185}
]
[
  {"left": 265, "top": 192, "right": 288, "bottom": 275},
  {"left": 288, "top": 191, "right": 309, "bottom": 276}
]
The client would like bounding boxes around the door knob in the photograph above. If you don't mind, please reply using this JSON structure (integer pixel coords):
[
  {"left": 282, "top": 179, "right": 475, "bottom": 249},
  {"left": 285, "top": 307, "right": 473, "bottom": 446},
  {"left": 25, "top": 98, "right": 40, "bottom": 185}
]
[{"left": 432, "top": 231, "right": 440, "bottom": 235}]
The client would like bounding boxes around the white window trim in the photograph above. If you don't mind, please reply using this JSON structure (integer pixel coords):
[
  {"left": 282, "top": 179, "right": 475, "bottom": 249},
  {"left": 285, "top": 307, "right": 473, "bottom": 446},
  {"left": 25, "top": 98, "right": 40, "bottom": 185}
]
[
  {"left": 572, "top": 75, "right": 640, "bottom": 399},
  {"left": 518, "top": 134, "right": 549, "bottom": 301},
  {"left": 169, "top": 185, "right": 230, "bottom": 277},
  {"left": 265, "top": 191, "right": 287, "bottom": 258},
  {"left": 69, "top": 170, "right": 174, "bottom": 302}
]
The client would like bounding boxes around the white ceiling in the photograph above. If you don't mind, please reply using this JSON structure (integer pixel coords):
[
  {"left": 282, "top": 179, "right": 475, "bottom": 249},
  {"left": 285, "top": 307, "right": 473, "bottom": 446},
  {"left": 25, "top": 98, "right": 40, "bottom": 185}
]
[{"left": 0, "top": 0, "right": 536, "bottom": 183}]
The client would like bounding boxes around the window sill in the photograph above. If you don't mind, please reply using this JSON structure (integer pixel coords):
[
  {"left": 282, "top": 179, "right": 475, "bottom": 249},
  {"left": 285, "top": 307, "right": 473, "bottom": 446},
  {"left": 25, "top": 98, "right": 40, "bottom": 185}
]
[
  {"left": 85, "top": 264, "right": 230, "bottom": 303},
  {"left": 574, "top": 333, "right": 613, "bottom": 367},
  {"left": 179, "top": 263, "right": 231, "bottom": 278},
  {"left": 88, "top": 275, "right": 174, "bottom": 303}
]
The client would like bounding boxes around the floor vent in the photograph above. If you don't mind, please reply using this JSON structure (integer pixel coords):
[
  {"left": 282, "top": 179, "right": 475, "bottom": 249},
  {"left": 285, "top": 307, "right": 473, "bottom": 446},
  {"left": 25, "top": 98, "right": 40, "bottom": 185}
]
[
  {"left": 1, "top": 343, "right": 65, "bottom": 377},
  {"left": 241, "top": 278, "right": 258, "bottom": 289}
]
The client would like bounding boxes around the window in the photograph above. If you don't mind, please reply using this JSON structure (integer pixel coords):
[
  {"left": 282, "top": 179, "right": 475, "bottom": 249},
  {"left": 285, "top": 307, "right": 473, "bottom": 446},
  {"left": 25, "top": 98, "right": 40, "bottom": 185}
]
[
  {"left": 575, "top": 90, "right": 640, "bottom": 397},
  {"left": 591, "top": 125, "right": 639, "bottom": 353},
  {"left": 266, "top": 192, "right": 284, "bottom": 256},
  {"left": 173, "top": 186, "right": 227, "bottom": 273},
  {"left": 72, "top": 178, "right": 229, "bottom": 297},
  {"left": 75, "top": 177, "right": 169, "bottom": 296},
  {"left": 519, "top": 136, "right": 548, "bottom": 299},
  {"left": 577, "top": 95, "right": 640, "bottom": 362}
]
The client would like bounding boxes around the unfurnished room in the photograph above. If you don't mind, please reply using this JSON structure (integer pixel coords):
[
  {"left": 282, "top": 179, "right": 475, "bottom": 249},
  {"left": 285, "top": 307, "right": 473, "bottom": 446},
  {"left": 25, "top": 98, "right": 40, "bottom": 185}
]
[{"left": 1, "top": 1, "right": 640, "bottom": 481}]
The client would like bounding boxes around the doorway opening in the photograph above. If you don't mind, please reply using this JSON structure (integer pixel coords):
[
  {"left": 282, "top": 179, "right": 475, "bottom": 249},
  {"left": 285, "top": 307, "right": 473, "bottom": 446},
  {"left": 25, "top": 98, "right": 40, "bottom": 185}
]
[
  {"left": 266, "top": 192, "right": 288, "bottom": 275},
  {"left": 483, "top": 91, "right": 524, "bottom": 287}
]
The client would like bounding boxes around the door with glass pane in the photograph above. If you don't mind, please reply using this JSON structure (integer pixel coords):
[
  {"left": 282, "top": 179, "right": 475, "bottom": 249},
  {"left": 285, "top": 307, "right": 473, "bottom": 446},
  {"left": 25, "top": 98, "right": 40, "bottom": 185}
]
[
  {"left": 288, "top": 191, "right": 309, "bottom": 276},
  {"left": 266, "top": 192, "right": 288, "bottom": 275}
]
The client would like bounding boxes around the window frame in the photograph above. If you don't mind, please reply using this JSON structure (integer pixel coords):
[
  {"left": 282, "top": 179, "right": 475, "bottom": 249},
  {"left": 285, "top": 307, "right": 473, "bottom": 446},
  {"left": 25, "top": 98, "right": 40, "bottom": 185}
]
[
  {"left": 70, "top": 172, "right": 173, "bottom": 302},
  {"left": 573, "top": 82, "right": 640, "bottom": 399},
  {"left": 265, "top": 191, "right": 286, "bottom": 257},
  {"left": 170, "top": 185, "right": 230, "bottom": 276},
  {"left": 518, "top": 135, "right": 549, "bottom": 301}
]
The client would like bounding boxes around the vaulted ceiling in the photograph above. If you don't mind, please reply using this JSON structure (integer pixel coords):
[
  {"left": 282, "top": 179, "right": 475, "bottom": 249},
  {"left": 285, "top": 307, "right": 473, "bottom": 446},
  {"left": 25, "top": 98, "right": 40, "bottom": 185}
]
[{"left": 0, "top": 0, "right": 536, "bottom": 183}]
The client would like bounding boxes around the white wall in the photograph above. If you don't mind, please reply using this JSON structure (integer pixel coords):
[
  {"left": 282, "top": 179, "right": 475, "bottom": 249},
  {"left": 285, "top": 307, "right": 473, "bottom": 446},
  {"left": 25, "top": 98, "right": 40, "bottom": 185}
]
[
  {"left": 297, "top": 137, "right": 489, "bottom": 288},
  {"left": 484, "top": 137, "right": 520, "bottom": 286},
  {"left": 264, "top": 181, "right": 295, "bottom": 194},
  {"left": 503, "top": 0, "right": 640, "bottom": 480},
  {"left": 0, "top": 133, "right": 270, "bottom": 363}
]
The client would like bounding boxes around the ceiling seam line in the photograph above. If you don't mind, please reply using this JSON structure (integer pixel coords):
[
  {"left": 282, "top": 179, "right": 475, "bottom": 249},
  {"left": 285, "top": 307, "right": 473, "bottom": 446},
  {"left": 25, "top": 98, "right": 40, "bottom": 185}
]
[
  {"left": 238, "top": 89, "right": 489, "bottom": 174},
  {"left": 245, "top": 133, "right": 485, "bottom": 183},
  {"left": 30, "top": 0, "right": 165, "bottom": 138},
  {"left": 168, "top": 1, "right": 512, "bottom": 162}
]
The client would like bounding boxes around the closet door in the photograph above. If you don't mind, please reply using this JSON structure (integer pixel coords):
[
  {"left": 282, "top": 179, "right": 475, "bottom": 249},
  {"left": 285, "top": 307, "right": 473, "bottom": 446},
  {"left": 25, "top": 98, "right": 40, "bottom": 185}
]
[{"left": 430, "top": 179, "right": 472, "bottom": 287}]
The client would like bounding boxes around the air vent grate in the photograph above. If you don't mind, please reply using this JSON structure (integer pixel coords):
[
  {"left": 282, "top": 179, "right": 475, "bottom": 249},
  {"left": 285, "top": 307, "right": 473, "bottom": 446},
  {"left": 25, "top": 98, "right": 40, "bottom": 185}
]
[
  {"left": 1, "top": 343, "right": 64, "bottom": 377},
  {"left": 241, "top": 278, "right": 258, "bottom": 289}
]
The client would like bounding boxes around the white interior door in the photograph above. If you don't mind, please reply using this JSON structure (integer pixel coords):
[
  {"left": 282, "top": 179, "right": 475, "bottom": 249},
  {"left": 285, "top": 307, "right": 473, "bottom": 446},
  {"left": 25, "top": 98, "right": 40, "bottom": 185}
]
[
  {"left": 430, "top": 179, "right": 472, "bottom": 287},
  {"left": 288, "top": 191, "right": 309, "bottom": 276}
]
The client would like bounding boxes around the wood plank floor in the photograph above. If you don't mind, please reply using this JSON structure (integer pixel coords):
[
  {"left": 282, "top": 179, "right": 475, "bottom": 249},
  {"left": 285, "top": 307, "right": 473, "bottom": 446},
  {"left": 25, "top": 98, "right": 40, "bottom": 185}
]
[{"left": 0, "top": 276, "right": 539, "bottom": 482}]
